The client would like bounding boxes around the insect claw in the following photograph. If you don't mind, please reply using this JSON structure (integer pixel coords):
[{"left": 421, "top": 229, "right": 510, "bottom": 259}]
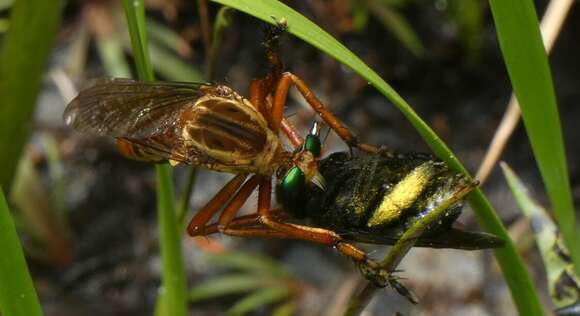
[{"left": 356, "top": 261, "right": 418, "bottom": 304}]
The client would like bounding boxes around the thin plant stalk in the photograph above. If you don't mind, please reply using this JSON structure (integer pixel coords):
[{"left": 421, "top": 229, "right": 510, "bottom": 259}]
[{"left": 122, "top": 1, "right": 187, "bottom": 315}]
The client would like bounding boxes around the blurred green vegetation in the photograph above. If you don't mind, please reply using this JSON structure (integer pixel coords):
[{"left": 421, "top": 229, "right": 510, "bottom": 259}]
[
  {"left": 0, "top": 0, "right": 63, "bottom": 191},
  {"left": 190, "top": 252, "right": 302, "bottom": 316},
  {"left": 0, "top": 188, "right": 43, "bottom": 316},
  {"left": 503, "top": 163, "right": 579, "bottom": 313}
]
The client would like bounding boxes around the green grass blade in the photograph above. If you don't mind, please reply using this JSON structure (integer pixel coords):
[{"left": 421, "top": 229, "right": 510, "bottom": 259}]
[
  {"left": 147, "top": 18, "right": 190, "bottom": 57},
  {"left": 502, "top": 163, "right": 579, "bottom": 310},
  {"left": 148, "top": 44, "right": 205, "bottom": 82},
  {"left": 189, "top": 274, "right": 270, "bottom": 302},
  {"left": 0, "top": 0, "right": 14, "bottom": 10},
  {"left": 208, "top": 6, "right": 234, "bottom": 80},
  {"left": 365, "top": 0, "right": 424, "bottom": 58},
  {"left": 208, "top": 1, "right": 542, "bottom": 314},
  {"left": 96, "top": 35, "right": 132, "bottom": 78},
  {"left": 0, "top": 0, "right": 64, "bottom": 191},
  {"left": 0, "top": 186, "right": 43, "bottom": 316},
  {"left": 488, "top": 0, "right": 580, "bottom": 278},
  {"left": 122, "top": 0, "right": 153, "bottom": 81},
  {"left": 271, "top": 301, "right": 297, "bottom": 316},
  {"left": 122, "top": 1, "right": 187, "bottom": 316},
  {"left": 208, "top": 252, "right": 290, "bottom": 277},
  {"left": 226, "top": 287, "right": 290, "bottom": 316},
  {"left": 445, "top": 0, "right": 483, "bottom": 63},
  {"left": 153, "top": 165, "right": 187, "bottom": 316}
]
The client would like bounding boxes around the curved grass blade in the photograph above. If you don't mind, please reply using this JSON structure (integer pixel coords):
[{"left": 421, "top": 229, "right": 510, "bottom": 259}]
[
  {"left": 488, "top": 0, "right": 580, "bottom": 278},
  {"left": 207, "top": 1, "right": 542, "bottom": 314},
  {"left": 0, "top": 0, "right": 63, "bottom": 191},
  {"left": 122, "top": 1, "right": 187, "bottom": 316},
  {"left": 0, "top": 186, "right": 43, "bottom": 316}
]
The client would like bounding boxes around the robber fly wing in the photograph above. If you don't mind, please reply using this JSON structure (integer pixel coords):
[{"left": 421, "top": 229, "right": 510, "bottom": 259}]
[{"left": 64, "top": 78, "right": 206, "bottom": 138}]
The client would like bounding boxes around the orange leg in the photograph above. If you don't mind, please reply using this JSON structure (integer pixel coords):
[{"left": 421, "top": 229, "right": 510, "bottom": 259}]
[
  {"left": 280, "top": 117, "right": 304, "bottom": 148},
  {"left": 190, "top": 178, "right": 398, "bottom": 290},
  {"left": 249, "top": 79, "right": 261, "bottom": 108},
  {"left": 270, "top": 72, "right": 379, "bottom": 153},
  {"left": 191, "top": 178, "right": 382, "bottom": 272},
  {"left": 191, "top": 174, "right": 285, "bottom": 239},
  {"left": 216, "top": 175, "right": 260, "bottom": 231},
  {"left": 250, "top": 79, "right": 303, "bottom": 148},
  {"left": 255, "top": 178, "right": 384, "bottom": 272},
  {"left": 200, "top": 210, "right": 290, "bottom": 235},
  {"left": 186, "top": 174, "right": 247, "bottom": 236}
]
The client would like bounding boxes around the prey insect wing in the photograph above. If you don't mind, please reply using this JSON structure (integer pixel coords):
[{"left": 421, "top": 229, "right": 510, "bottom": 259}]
[
  {"left": 63, "top": 78, "right": 206, "bottom": 138},
  {"left": 341, "top": 227, "right": 504, "bottom": 250}
]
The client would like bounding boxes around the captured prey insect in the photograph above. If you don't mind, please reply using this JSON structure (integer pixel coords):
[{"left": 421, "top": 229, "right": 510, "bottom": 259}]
[{"left": 63, "top": 21, "right": 396, "bottom": 294}]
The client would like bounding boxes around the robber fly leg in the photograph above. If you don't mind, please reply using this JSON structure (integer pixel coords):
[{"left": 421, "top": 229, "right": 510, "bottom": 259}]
[
  {"left": 255, "top": 178, "right": 401, "bottom": 285},
  {"left": 207, "top": 176, "right": 297, "bottom": 239},
  {"left": 269, "top": 72, "right": 379, "bottom": 153},
  {"left": 200, "top": 210, "right": 290, "bottom": 235},
  {"left": 187, "top": 174, "right": 248, "bottom": 236},
  {"left": 215, "top": 176, "right": 260, "bottom": 231}
]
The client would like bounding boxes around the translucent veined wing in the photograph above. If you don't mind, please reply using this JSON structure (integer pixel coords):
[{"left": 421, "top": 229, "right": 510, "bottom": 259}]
[{"left": 63, "top": 78, "right": 207, "bottom": 138}]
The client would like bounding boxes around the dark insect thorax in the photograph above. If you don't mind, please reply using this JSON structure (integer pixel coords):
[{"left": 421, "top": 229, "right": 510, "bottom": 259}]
[{"left": 289, "top": 152, "right": 465, "bottom": 238}]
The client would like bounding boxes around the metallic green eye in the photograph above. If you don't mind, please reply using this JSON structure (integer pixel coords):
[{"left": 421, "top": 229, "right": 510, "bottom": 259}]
[
  {"left": 278, "top": 167, "right": 307, "bottom": 218},
  {"left": 281, "top": 166, "right": 305, "bottom": 195},
  {"left": 304, "top": 134, "right": 321, "bottom": 158}
]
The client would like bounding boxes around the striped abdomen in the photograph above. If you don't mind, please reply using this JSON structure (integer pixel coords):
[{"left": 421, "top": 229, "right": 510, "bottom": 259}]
[{"left": 180, "top": 87, "right": 285, "bottom": 175}]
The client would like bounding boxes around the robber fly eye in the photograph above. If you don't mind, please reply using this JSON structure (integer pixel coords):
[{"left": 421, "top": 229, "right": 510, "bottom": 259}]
[{"left": 280, "top": 167, "right": 306, "bottom": 198}]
